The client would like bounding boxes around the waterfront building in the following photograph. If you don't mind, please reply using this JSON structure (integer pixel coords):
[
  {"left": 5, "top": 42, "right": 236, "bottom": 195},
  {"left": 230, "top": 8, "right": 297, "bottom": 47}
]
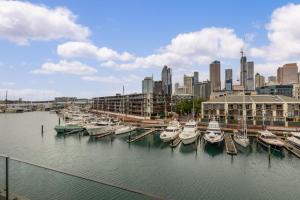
[
  {"left": 194, "top": 81, "right": 211, "bottom": 100},
  {"left": 255, "top": 73, "right": 265, "bottom": 88},
  {"left": 277, "top": 63, "right": 298, "bottom": 84},
  {"left": 225, "top": 69, "right": 232, "bottom": 91},
  {"left": 161, "top": 65, "right": 172, "bottom": 95},
  {"left": 184, "top": 75, "right": 193, "bottom": 95},
  {"left": 246, "top": 61, "right": 255, "bottom": 90},
  {"left": 256, "top": 85, "right": 293, "bottom": 97},
  {"left": 92, "top": 93, "right": 171, "bottom": 118},
  {"left": 202, "top": 95, "right": 300, "bottom": 127},
  {"left": 210, "top": 60, "right": 221, "bottom": 92},
  {"left": 153, "top": 81, "right": 163, "bottom": 95},
  {"left": 142, "top": 77, "right": 154, "bottom": 94}
]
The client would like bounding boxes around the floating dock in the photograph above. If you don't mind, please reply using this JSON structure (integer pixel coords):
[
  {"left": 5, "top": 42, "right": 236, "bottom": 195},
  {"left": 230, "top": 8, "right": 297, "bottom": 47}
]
[
  {"left": 127, "top": 128, "right": 157, "bottom": 143},
  {"left": 169, "top": 137, "right": 182, "bottom": 148},
  {"left": 284, "top": 142, "right": 300, "bottom": 158},
  {"left": 224, "top": 133, "right": 237, "bottom": 155}
]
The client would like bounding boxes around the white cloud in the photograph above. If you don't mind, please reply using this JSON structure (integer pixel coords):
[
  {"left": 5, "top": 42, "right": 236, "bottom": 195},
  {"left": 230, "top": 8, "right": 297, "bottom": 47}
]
[
  {"left": 0, "top": 88, "right": 61, "bottom": 101},
  {"left": 32, "top": 60, "right": 97, "bottom": 75},
  {"left": 101, "top": 27, "right": 244, "bottom": 70},
  {"left": 81, "top": 74, "right": 140, "bottom": 84},
  {"left": 0, "top": 1, "right": 90, "bottom": 45},
  {"left": 0, "top": 81, "right": 15, "bottom": 86},
  {"left": 57, "top": 41, "right": 135, "bottom": 62},
  {"left": 250, "top": 4, "right": 300, "bottom": 61}
]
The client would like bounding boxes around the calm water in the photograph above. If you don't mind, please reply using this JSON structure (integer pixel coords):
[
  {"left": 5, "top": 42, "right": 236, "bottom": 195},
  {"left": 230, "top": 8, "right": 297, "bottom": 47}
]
[{"left": 0, "top": 112, "right": 300, "bottom": 200}]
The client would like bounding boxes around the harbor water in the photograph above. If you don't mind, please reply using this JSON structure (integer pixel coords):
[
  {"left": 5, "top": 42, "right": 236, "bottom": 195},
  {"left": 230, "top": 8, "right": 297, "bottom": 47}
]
[{"left": 0, "top": 112, "right": 300, "bottom": 200}]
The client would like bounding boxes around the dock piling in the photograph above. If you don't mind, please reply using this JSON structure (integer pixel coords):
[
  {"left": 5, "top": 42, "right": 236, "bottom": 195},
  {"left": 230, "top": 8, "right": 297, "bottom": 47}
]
[
  {"left": 5, "top": 156, "right": 9, "bottom": 200},
  {"left": 41, "top": 125, "right": 44, "bottom": 134},
  {"left": 59, "top": 117, "right": 61, "bottom": 125}
]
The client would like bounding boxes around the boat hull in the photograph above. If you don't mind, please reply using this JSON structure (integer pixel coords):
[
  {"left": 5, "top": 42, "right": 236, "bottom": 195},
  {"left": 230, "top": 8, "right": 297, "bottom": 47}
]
[
  {"left": 160, "top": 132, "right": 180, "bottom": 142},
  {"left": 55, "top": 125, "right": 84, "bottom": 134},
  {"left": 203, "top": 134, "right": 224, "bottom": 145},
  {"left": 180, "top": 133, "right": 199, "bottom": 145},
  {"left": 233, "top": 136, "right": 249, "bottom": 148},
  {"left": 257, "top": 136, "right": 284, "bottom": 152}
]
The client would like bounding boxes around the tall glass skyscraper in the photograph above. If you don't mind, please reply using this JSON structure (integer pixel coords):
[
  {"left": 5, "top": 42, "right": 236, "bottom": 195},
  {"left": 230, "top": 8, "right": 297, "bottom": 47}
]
[{"left": 161, "top": 65, "right": 172, "bottom": 95}]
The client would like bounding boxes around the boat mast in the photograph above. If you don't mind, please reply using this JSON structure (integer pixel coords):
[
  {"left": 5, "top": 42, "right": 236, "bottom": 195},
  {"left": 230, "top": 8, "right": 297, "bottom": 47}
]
[
  {"left": 192, "top": 85, "right": 195, "bottom": 119},
  {"left": 241, "top": 49, "right": 247, "bottom": 138},
  {"left": 5, "top": 90, "right": 7, "bottom": 110},
  {"left": 122, "top": 85, "right": 125, "bottom": 122}
]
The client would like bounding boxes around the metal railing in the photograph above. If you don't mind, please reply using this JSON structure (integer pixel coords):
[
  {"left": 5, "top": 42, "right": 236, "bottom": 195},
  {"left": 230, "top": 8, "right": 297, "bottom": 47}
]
[{"left": 0, "top": 155, "right": 163, "bottom": 200}]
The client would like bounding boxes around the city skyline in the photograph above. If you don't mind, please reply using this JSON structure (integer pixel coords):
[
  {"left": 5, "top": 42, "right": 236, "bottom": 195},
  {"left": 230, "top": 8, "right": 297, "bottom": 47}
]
[{"left": 1, "top": 0, "right": 300, "bottom": 100}]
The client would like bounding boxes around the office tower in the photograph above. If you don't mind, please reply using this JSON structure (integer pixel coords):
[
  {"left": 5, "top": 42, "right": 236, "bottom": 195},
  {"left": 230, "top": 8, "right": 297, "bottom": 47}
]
[
  {"left": 246, "top": 61, "right": 255, "bottom": 90},
  {"left": 161, "top": 65, "right": 172, "bottom": 95},
  {"left": 153, "top": 81, "right": 163, "bottom": 95},
  {"left": 240, "top": 53, "right": 247, "bottom": 87},
  {"left": 255, "top": 73, "right": 265, "bottom": 88},
  {"left": 194, "top": 81, "right": 211, "bottom": 100},
  {"left": 277, "top": 63, "right": 298, "bottom": 84},
  {"left": 193, "top": 71, "right": 199, "bottom": 84},
  {"left": 142, "top": 77, "right": 153, "bottom": 94},
  {"left": 174, "top": 83, "right": 179, "bottom": 94},
  {"left": 225, "top": 69, "right": 232, "bottom": 91},
  {"left": 268, "top": 76, "right": 277, "bottom": 83},
  {"left": 209, "top": 60, "right": 221, "bottom": 92},
  {"left": 184, "top": 75, "right": 193, "bottom": 95}
]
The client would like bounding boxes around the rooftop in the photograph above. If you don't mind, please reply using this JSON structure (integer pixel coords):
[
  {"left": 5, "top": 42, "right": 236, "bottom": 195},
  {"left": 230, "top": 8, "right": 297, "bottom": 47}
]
[{"left": 205, "top": 95, "right": 300, "bottom": 103}]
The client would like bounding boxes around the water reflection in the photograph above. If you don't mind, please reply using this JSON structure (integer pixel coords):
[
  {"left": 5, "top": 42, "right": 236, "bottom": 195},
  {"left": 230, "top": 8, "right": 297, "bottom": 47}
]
[
  {"left": 179, "top": 143, "right": 196, "bottom": 154},
  {"left": 203, "top": 142, "right": 224, "bottom": 157}
]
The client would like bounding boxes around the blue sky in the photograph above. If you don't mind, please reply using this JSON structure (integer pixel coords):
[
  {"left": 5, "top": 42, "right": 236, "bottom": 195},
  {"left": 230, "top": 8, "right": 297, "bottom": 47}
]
[{"left": 1, "top": 0, "right": 300, "bottom": 100}]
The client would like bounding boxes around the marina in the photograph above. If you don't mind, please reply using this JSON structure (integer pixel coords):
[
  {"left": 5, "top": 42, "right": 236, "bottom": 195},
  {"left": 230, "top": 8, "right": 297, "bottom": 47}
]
[{"left": 0, "top": 111, "right": 300, "bottom": 200}]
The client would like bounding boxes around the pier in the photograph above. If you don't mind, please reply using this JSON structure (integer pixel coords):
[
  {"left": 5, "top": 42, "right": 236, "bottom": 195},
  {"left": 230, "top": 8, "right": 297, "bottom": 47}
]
[
  {"left": 224, "top": 133, "right": 237, "bottom": 155},
  {"left": 284, "top": 142, "right": 300, "bottom": 158},
  {"left": 169, "top": 137, "right": 182, "bottom": 148},
  {"left": 127, "top": 128, "right": 158, "bottom": 143}
]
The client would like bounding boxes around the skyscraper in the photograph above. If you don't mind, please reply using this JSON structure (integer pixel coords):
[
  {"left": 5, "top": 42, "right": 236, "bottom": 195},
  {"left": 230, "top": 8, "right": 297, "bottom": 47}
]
[
  {"left": 153, "top": 81, "right": 163, "bottom": 95},
  {"left": 193, "top": 71, "right": 199, "bottom": 84},
  {"left": 225, "top": 69, "right": 232, "bottom": 91},
  {"left": 209, "top": 60, "right": 221, "bottom": 92},
  {"left": 277, "top": 63, "right": 298, "bottom": 84},
  {"left": 184, "top": 75, "right": 193, "bottom": 95},
  {"left": 142, "top": 77, "right": 153, "bottom": 94},
  {"left": 240, "top": 54, "right": 247, "bottom": 87},
  {"left": 246, "top": 61, "right": 254, "bottom": 90},
  {"left": 161, "top": 65, "right": 172, "bottom": 95}
]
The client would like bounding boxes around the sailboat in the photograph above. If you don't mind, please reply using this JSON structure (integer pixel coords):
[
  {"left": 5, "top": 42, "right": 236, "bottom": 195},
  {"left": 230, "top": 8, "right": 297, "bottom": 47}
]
[
  {"left": 114, "top": 86, "right": 136, "bottom": 135},
  {"left": 233, "top": 49, "right": 249, "bottom": 148}
]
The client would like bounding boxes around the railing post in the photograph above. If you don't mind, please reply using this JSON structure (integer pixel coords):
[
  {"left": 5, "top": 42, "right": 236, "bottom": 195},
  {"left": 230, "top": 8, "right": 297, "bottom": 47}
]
[{"left": 5, "top": 156, "right": 9, "bottom": 200}]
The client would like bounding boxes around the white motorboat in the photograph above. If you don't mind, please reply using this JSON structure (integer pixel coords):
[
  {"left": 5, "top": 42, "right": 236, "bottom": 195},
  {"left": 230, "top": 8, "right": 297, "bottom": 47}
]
[
  {"left": 179, "top": 120, "right": 199, "bottom": 145},
  {"left": 160, "top": 120, "right": 182, "bottom": 142},
  {"left": 115, "top": 125, "right": 137, "bottom": 135},
  {"left": 257, "top": 130, "right": 284, "bottom": 151},
  {"left": 203, "top": 119, "right": 224, "bottom": 145},
  {"left": 286, "top": 132, "right": 300, "bottom": 149}
]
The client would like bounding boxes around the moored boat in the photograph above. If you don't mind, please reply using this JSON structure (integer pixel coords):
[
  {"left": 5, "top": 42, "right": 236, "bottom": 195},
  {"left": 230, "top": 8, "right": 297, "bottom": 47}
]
[
  {"left": 203, "top": 119, "right": 224, "bottom": 145},
  {"left": 286, "top": 132, "right": 300, "bottom": 149},
  {"left": 179, "top": 120, "right": 199, "bottom": 145},
  {"left": 115, "top": 125, "right": 137, "bottom": 135},
  {"left": 257, "top": 130, "right": 284, "bottom": 151},
  {"left": 160, "top": 119, "right": 182, "bottom": 142}
]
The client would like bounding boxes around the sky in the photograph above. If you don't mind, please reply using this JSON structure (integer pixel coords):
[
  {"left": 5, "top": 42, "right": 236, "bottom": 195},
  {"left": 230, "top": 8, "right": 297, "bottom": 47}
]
[{"left": 1, "top": 0, "right": 300, "bottom": 100}]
